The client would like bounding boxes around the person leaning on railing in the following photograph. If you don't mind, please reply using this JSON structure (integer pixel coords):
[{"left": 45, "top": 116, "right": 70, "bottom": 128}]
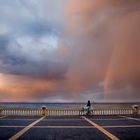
[
  {"left": 86, "top": 100, "right": 91, "bottom": 115},
  {"left": 82, "top": 100, "right": 91, "bottom": 115}
]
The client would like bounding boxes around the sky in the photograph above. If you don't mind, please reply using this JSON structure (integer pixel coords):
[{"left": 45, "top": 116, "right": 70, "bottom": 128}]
[{"left": 0, "top": 0, "right": 140, "bottom": 102}]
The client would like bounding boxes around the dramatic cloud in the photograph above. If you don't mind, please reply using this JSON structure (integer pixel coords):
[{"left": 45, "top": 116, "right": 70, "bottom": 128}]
[{"left": 0, "top": 0, "right": 140, "bottom": 102}]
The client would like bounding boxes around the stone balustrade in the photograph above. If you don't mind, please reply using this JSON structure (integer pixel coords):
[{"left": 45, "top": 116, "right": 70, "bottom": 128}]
[{"left": 0, "top": 106, "right": 138, "bottom": 116}]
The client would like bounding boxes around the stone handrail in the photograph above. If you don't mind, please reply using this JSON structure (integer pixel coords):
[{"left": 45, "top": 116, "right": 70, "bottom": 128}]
[{"left": 0, "top": 106, "right": 139, "bottom": 116}]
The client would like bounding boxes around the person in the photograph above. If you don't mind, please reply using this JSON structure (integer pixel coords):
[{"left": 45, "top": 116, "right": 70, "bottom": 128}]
[
  {"left": 86, "top": 100, "right": 91, "bottom": 108},
  {"left": 82, "top": 100, "right": 91, "bottom": 115},
  {"left": 86, "top": 100, "right": 91, "bottom": 115}
]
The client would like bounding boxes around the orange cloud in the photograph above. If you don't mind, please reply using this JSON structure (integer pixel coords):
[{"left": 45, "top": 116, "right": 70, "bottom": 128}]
[{"left": 0, "top": 74, "right": 59, "bottom": 101}]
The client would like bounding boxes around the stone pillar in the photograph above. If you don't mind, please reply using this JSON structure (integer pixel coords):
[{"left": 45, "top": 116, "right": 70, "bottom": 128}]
[
  {"left": 132, "top": 105, "right": 139, "bottom": 116},
  {"left": 42, "top": 106, "right": 47, "bottom": 116},
  {"left": 0, "top": 108, "right": 2, "bottom": 116}
]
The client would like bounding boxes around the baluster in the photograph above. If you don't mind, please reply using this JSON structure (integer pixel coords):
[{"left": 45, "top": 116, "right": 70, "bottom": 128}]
[
  {"left": 55, "top": 109, "right": 58, "bottom": 116},
  {"left": 66, "top": 110, "right": 68, "bottom": 116},
  {"left": 29, "top": 110, "right": 31, "bottom": 116},
  {"left": 50, "top": 109, "right": 52, "bottom": 116},
  {"left": 14, "top": 108, "right": 17, "bottom": 116},
  {"left": 12, "top": 108, "right": 14, "bottom": 116},
  {"left": 97, "top": 110, "right": 99, "bottom": 115},
  {"left": 107, "top": 109, "right": 109, "bottom": 115},
  {"left": 94, "top": 109, "right": 96, "bottom": 115},
  {"left": 22, "top": 109, "right": 24, "bottom": 116}
]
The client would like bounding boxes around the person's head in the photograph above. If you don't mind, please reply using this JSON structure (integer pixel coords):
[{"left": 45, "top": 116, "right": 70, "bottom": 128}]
[
  {"left": 88, "top": 100, "right": 90, "bottom": 103},
  {"left": 87, "top": 100, "right": 91, "bottom": 106}
]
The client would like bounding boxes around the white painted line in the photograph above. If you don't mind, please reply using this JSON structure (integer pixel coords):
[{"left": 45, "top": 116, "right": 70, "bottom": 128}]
[
  {"left": 0, "top": 125, "right": 94, "bottom": 128},
  {"left": 82, "top": 116, "right": 120, "bottom": 140},
  {"left": 43, "top": 119, "right": 84, "bottom": 121},
  {"left": 0, "top": 119, "right": 83, "bottom": 121},
  {"left": 91, "top": 118, "right": 126, "bottom": 121},
  {"left": 1, "top": 124, "right": 140, "bottom": 129},
  {"left": 1, "top": 119, "right": 38, "bottom": 121},
  {"left": 8, "top": 116, "right": 45, "bottom": 140},
  {"left": 0, "top": 125, "right": 94, "bottom": 129},
  {"left": 103, "top": 125, "right": 140, "bottom": 128},
  {"left": 119, "top": 115, "right": 140, "bottom": 121},
  {"left": 0, "top": 126, "right": 25, "bottom": 128},
  {"left": 0, "top": 118, "right": 126, "bottom": 121}
]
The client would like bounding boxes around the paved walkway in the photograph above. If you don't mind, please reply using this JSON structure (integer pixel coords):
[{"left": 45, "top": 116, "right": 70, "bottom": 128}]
[{"left": 0, "top": 115, "right": 140, "bottom": 140}]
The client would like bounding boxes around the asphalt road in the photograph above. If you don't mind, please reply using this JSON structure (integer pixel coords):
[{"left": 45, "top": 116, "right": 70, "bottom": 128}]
[{"left": 0, "top": 115, "right": 140, "bottom": 140}]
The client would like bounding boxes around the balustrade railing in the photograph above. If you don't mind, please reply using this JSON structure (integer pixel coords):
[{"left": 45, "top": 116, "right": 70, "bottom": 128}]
[
  {"left": 0, "top": 107, "right": 42, "bottom": 116},
  {"left": 0, "top": 106, "right": 138, "bottom": 116}
]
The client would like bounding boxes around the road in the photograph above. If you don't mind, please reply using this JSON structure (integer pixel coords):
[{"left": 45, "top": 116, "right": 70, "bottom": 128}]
[{"left": 0, "top": 115, "right": 140, "bottom": 140}]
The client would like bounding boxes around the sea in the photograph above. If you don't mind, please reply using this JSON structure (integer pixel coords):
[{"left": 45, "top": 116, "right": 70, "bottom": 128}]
[{"left": 0, "top": 102, "right": 140, "bottom": 109}]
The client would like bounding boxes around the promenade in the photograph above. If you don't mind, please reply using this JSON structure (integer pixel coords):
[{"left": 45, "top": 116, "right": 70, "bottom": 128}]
[{"left": 0, "top": 115, "right": 140, "bottom": 140}]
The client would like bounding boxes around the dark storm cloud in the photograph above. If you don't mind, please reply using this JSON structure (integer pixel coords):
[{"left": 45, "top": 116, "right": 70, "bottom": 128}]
[
  {"left": 27, "top": 21, "right": 61, "bottom": 37},
  {"left": 0, "top": 35, "right": 9, "bottom": 48},
  {"left": 0, "top": 57, "right": 67, "bottom": 79},
  {"left": 0, "top": 0, "right": 66, "bottom": 80},
  {"left": 0, "top": 0, "right": 140, "bottom": 102}
]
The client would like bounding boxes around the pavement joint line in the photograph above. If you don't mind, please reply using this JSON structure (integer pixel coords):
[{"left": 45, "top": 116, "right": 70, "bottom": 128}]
[
  {"left": 0, "top": 118, "right": 126, "bottom": 121},
  {"left": 32, "top": 126, "right": 94, "bottom": 128},
  {"left": 91, "top": 118, "right": 126, "bottom": 121},
  {"left": 119, "top": 115, "right": 140, "bottom": 121},
  {"left": 103, "top": 125, "right": 140, "bottom": 128},
  {"left": 43, "top": 119, "right": 85, "bottom": 121},
  {"left": 0, "top": 125, "right": 94, "bottom": 128},
  {"left": 8, "top": 116, "right": 45, "bottom": 140},
  {"left": 0, "top": 119, "right": 39, "bottom": 121},
  {"left": 0, "top": 126, "right": 26, "bottom": 128},
  {"left": 82, "top": 116, "right": 120, "bottom": 140},
  {"left": 1, "top": 124, "right": 140, "bottom": 128}
]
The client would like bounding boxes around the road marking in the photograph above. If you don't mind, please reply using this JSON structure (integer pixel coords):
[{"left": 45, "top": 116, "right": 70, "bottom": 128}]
[
  {"left": 0, "top": 125, "right": 94, "bottom": 128},
  {"left": 119, "top": 115, "right": 140, "bottom": 121},
  {"left": 0, "top": 119, "right": 84, "bottom": 121},
  {"left": 103, "top": 125, "right": 140, "bottom": 128},
  {"left": 43, "top": 119, "right": 84, "bottom": 121},
  {"left": 1, "top": 119, "right": 38, "bottom": 121},
  {"left": 8, "top": 116, "right": 45, "bottom": 140},
  {"left": 0, "top": 118, "right": 126, "bottom": 121},
  {"left": 32, "top": 126, "right": 94, "bottom": 128},
  {"left": 91, "top": 118, "right": 126, "bottom": 121},
  {"left": 82, "top": 116, "right": 120, "bottom": 140},
  {"left": 1, "top": 125, "right": 140, "bottom": 129},
  {"left": 0, "top": 126, "right": 25, "bottom": 128}
]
